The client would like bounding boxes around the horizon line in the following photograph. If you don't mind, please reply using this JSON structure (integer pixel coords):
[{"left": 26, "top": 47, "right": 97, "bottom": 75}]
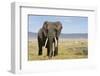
[{"left": 28, "top": 32, "right": 88, "bottom": 34}]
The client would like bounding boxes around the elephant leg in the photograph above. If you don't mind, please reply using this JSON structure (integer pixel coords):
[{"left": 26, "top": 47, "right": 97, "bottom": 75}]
[
  {"left": 47, "top": 47, "right": 50, "bottom": 56},
  {"left": 54, "top": 47, "right": 58, "bottom": 56},
  {"left": 38, "top": 37, "right": 43, "bottom": 55},
  {"left": 38, "top": 45, "right": 42, "bottom": 55},
  {"left": 54, "top": 40, "right": 58, "bottom": 56}
]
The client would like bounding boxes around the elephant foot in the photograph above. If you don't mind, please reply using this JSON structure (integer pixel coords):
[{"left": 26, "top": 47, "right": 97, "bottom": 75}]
[
  {"left": 38, "top": 54, "right": 42, "bottom": 56},
  {"left": 48, "top": 56, "right": 52, "bottom": 59},
  {"left": 54, "top": 52, "right": 57, "bottom": 56},
  {"left": 47, "top": 53, "right": 49, "bottom": 56},
  {"left": 54, "top": 54, "right": 56, "bottom": 56},
  {"left": 38, "top": 51, "right": 42, "bottom": 56},
  {"left": 54, "top": 52, "right": 56, "bottom": 56}
]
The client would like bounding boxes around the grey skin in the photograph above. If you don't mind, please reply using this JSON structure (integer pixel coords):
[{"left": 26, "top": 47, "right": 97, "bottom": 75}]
[{"left": 37, "top": 21, "right": 62, "bottom": 58}]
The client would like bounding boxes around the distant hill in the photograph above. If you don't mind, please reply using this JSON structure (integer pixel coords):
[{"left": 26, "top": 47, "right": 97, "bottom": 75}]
[
  {"left": 28, "top": 32, "right": 37, "bottom": 38},
  {"left": 28, "top": 32, "right": 88, "bottom": 39},
  {"left": 59, "top": 33, "right": 88, "bottom": 39}
]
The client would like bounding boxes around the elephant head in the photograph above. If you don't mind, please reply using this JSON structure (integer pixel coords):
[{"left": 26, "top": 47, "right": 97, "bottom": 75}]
[{"left": 42, "top": 21, "right": 62, "bottom": 38}]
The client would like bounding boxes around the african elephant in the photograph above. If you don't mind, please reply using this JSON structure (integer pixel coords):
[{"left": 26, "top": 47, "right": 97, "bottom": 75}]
[{"left": 37, "top": 21, "right": 62, "bottom": 58}]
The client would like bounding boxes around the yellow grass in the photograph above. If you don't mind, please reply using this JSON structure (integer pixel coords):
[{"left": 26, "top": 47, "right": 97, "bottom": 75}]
[{"left": 28, "top": 38, "right": 88, "bottom": 60}]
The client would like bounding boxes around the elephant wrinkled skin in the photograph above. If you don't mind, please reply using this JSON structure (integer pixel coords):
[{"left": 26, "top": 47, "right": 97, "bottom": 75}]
[{"left": 37, "top": 21, "right": 62, "bottom": 58}]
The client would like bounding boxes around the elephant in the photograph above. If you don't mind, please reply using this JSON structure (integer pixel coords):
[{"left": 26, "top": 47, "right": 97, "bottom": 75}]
[{"left": 37, "top": 21, "right": 62, "bottom": 58}]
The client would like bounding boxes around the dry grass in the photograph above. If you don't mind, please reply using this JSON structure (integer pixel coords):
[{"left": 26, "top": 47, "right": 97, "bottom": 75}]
[{"left": 28, "top": 38, "right": 88, "bottom": 60}]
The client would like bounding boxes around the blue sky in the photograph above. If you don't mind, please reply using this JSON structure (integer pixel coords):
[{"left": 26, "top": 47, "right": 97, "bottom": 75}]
[{"left": 28, "top": 15, "right": 88, "bottom": 34}]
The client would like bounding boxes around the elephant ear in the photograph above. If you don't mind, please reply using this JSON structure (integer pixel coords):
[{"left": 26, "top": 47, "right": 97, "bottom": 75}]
[
  {"left": 42, "top": 21, "right": 48, "bottom": 37},
  {"left": 55, "top": 21, "right": 63, "bottom": 37},
  {"left": 42, "top": 21, "right": 52, "bottom": 30},
  {"left": 55, "top": 21, "right": 62, "bottom": 30},
  {"left": 42, "top": 21, "right": 48, "bottom": 29}
]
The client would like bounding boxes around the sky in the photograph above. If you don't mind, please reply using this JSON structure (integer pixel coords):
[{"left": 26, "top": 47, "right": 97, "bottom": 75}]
[{"left": 28, "top": 15, "right": 88, "bottom": 34}]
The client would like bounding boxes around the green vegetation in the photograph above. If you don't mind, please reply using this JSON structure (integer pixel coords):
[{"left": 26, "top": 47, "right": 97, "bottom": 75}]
[{"left": 28, "top": 39, "right": 88, "bottom": 60}]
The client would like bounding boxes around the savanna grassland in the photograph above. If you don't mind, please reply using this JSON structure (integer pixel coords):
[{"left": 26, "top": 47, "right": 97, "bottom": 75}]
[{"left": 28, "top": 38, "right": 88, "bottom": 61}]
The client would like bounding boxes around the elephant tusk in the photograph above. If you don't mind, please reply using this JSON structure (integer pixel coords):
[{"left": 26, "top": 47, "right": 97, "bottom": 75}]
[
  {"left": 52, "top": 42, "right": 55, "bottom": 56},
  {"left": 44, "top": 38, "right": 48, "bottom": 48},
  {"left": 55, "top": 37, "right": 57, "bottom": 47}
]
